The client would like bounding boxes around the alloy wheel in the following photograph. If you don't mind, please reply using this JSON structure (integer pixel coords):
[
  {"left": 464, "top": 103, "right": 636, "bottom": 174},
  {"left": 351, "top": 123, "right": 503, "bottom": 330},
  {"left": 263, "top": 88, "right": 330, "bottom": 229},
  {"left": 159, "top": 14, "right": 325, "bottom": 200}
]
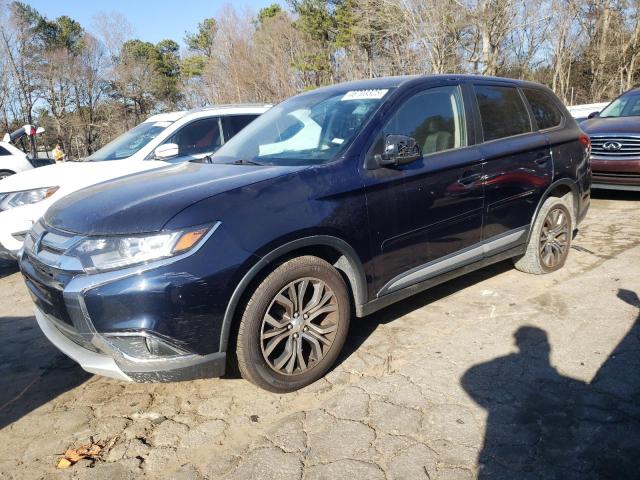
[
  {"left": 260, "top": 277, "right": 339, "bottom": 375},
  {"left": 539, "top": 206, "right": 570, "bottom": 269}
]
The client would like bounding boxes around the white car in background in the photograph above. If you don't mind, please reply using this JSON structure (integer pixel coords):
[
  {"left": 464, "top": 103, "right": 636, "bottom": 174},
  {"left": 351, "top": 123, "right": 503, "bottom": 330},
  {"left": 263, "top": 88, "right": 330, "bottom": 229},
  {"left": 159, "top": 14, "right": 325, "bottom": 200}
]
[
  {"left": 1, "top": 125, "right": 52, "bottom": 179},
  {"left": 0, "top": 104, "right": 270, "bottom": 260}
]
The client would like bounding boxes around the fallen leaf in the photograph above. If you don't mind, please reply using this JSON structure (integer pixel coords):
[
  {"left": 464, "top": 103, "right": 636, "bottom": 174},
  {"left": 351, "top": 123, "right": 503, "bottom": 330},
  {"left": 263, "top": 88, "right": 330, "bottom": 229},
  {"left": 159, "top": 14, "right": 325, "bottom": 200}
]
[
  {"left": 57, "top": 458, "right": 72, "bottom": 469},
  {"left": 57, "top": 442, "right": 104, "bottom": 469}
]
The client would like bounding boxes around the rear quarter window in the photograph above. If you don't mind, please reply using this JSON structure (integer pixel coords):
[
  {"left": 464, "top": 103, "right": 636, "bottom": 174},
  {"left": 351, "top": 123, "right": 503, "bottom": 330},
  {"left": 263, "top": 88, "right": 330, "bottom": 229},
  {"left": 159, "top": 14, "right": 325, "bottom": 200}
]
[
  {"left": 226, "top": 115, "right": 259, "bottom": 136},
  {"left": 0, "top": 146, "right": 10, "bottom": 156},
  {"left": 523, "top": 89, "right": 564, "bottom": 130},
  {"left": 474, "top": 85, "right": 532, "bottom": 141}
]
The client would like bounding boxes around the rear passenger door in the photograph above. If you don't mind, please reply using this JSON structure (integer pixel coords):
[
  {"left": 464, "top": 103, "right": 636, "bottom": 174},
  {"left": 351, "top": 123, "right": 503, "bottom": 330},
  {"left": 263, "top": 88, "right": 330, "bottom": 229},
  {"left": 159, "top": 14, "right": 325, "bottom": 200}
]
[{"left": 472, "top": 84, "right": 552, "bottom": 242}]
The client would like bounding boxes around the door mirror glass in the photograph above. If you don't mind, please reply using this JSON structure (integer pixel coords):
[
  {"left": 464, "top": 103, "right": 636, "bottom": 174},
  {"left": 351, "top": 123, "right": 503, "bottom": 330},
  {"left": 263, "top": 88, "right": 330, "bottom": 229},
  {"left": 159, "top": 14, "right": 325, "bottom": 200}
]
[
  {"left": 154, "top": 143, "right": 179, "bottom": 160},
  {"left": 587, "top": 111, "right": 600, "bottom": 119},
  {"left": 376, "top": 135, "right": 421, "bottom": 167}
]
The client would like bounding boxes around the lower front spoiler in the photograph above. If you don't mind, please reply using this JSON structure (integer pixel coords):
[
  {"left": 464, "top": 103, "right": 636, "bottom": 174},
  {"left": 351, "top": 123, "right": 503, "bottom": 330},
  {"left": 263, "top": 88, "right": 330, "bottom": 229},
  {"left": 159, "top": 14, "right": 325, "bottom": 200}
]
[{"left": 35, "top": 308, "right": 227, "bottom": 383}]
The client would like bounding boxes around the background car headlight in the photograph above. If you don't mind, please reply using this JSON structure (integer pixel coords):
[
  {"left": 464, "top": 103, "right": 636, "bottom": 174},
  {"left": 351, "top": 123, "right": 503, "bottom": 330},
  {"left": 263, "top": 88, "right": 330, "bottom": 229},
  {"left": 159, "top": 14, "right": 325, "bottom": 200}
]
[
  {"left": 0, "top": 186, "right": 59, "bottom": 211},
  {"left": 67, "top": 225, "right": 211, "bottom": 272}
]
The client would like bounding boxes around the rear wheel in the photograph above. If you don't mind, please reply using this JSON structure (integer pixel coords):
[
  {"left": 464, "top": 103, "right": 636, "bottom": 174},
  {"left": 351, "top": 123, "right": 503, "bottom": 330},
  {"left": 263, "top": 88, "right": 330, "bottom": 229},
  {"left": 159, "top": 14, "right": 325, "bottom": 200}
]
[
  {"left": 514, "top": 197, "right": 573, "bottom": 274},
  {"left": 236, "top": 256, "right": 350, "bottom": 392}
]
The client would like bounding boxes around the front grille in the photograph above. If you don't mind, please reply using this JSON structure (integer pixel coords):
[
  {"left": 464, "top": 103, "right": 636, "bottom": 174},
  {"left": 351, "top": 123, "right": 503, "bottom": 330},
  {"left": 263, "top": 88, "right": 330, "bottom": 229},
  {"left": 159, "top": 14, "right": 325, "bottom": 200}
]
[
  {"left": 593, "top": 171, "right": 640, "bottom": 178},
  {"left": 590, "top": 136, "right": 640, "bottom": 157},
  {"left": 22, "top": 259, "right": 73, "bottom": 325},
  {"left": 22, "top": 221, "right": 82, "bottom": 326},
  {"left": 24, "top": 221, "right": 83, "bottom": 271}
]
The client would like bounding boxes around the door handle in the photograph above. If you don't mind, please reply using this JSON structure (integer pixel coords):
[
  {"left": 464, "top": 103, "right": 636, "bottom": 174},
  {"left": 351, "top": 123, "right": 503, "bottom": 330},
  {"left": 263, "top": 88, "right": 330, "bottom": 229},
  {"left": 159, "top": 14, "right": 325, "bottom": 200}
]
[
  {"left": 458, "top": 172, "right": 482, "bottom": 186},
  {"left": 535, "top": 155, "right": 551, "bottom": 165}
]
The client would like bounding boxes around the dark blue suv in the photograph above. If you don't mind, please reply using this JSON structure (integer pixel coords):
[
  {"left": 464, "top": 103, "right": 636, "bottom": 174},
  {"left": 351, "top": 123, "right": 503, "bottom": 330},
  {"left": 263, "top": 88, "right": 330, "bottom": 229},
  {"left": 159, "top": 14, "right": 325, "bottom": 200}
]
[{"left": 19, "top": 75, "right": 591, "bottom": 392}]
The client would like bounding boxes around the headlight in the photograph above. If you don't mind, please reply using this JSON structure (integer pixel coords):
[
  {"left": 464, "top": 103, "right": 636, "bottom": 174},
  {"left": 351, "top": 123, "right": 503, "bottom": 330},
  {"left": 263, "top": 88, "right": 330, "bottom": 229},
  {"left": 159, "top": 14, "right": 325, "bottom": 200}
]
[
  {"left": 68, "top": 225, "right": 211, "bottom": 272},
  {"left": 0, "top": 186, "right": 59, "bottom": 211}
]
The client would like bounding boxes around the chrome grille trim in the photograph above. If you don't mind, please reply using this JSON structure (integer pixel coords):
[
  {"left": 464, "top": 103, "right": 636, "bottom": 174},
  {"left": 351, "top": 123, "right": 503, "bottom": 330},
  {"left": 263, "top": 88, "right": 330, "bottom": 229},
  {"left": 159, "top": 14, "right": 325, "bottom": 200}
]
[
  {"left": 25, "top": 221, "right": 83, "bottom": 271},
  {"left": 590, "top": 135, "right": 640, "bottom": 157}
]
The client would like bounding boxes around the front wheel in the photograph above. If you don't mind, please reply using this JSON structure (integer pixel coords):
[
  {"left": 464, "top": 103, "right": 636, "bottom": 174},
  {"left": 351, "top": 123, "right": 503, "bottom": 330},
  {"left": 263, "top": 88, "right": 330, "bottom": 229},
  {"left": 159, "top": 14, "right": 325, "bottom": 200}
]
[
  {"left": 514, "top": 197, "right": 573, "bottom": 274},
  {"left": 236, "top": 256, "right": 351, "bottom": 392}
]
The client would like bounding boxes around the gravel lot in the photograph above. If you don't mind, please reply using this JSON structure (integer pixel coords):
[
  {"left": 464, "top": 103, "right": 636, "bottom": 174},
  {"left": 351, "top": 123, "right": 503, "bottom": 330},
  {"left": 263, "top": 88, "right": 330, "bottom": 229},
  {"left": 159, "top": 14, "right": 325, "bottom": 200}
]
[{"left": 1, "top": 191, "right": 639, "bottom": 480}]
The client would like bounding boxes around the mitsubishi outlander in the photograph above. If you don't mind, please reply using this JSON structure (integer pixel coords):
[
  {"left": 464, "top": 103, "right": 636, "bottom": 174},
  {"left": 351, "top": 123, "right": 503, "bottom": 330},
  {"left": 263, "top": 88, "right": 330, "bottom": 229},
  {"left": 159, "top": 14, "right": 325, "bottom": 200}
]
[{"left": 19, "top": 75, "right": 591, "bottom": 392}]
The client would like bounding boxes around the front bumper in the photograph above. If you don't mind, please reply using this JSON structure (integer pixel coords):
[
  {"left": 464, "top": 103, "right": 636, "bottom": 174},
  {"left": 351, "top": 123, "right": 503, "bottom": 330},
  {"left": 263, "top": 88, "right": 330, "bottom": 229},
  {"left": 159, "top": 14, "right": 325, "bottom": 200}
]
[
  {"left": 591, "top": 157, "right": 640, "bottom": 190},
  {"left": 34, "top": 304, "right": 227, "bottom": 382},
  {"left": 19, "top": 221, "right": 252, "bottom": 383},
  {"left": 35, "top": 307, "right": 131, "bottom": 381}
]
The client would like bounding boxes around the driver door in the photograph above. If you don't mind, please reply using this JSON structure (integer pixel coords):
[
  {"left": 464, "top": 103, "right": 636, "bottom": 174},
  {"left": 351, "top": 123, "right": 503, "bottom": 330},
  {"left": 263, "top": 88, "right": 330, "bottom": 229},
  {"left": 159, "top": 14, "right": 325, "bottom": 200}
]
[{"left": 362, "top": 84, "right": 485, "bottom": 296}]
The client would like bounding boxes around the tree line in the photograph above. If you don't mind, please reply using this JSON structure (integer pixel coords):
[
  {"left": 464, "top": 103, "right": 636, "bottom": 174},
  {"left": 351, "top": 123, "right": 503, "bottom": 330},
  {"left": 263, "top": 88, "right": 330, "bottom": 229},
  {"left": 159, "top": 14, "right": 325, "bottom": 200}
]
[{"left": 1, "top": 0, "right": 639, "bottom": 159}]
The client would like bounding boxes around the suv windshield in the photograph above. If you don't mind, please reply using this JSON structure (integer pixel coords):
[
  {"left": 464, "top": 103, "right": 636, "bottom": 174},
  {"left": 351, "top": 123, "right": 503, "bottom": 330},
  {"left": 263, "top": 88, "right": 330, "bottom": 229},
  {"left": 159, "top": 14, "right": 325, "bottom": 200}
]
[
  {"left": 84, "top": 121, "right": 173, "bottom": 161},
  {"left": 213, "top": 88, "right": 391, "bottom": 166},
  {"left": 599, "top": 93, "right": 640, "bottom": 118}
]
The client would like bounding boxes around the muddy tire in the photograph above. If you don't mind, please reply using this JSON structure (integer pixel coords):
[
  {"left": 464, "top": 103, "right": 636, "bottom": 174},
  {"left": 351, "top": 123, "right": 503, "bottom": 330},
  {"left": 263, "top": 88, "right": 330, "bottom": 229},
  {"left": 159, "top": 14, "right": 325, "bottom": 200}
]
[{"left": 514, "top": 197, "right": 573, "bottom": 274}]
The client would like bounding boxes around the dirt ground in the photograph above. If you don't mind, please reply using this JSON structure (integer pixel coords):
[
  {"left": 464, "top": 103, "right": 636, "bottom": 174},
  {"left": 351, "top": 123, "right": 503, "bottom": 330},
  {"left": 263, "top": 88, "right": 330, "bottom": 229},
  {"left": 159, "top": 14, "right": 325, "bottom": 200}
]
[{"left": 0, "top": 191, "right": 639, "bottom": 480}]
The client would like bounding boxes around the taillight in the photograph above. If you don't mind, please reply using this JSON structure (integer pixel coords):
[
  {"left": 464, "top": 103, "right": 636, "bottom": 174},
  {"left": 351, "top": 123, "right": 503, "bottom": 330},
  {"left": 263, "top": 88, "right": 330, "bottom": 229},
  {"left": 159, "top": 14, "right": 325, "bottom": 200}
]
[{"left": 579, "top": 133, "right": 591, "bottom": 152}]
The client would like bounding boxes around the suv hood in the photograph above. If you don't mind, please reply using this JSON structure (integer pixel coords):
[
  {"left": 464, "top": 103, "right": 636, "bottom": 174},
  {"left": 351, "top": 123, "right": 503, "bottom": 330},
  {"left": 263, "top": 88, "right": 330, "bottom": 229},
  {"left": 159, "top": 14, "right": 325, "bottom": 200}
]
[
  {"left": 45, "top": 162, "right": 303, "bottom": 235},
  {"left": 580, "top": 116, "right": 640, "bottom": 135},
  {"left": 0, "top": 159, "right": 161, "bottom": 193}
]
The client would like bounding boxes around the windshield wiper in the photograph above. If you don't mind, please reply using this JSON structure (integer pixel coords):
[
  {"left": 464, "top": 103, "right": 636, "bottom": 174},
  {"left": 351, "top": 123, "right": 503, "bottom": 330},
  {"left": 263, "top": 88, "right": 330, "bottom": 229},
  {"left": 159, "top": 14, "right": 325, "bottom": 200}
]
[{"left": 232, "top": 159, "right": 264, "bottom": 166}]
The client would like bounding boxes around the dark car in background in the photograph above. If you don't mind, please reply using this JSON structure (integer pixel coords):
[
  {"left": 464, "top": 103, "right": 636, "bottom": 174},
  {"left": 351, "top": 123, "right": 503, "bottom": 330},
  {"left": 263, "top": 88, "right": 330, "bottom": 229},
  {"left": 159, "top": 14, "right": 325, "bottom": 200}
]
[
  {"left": 19, "top": 75, "right": 590, "bottom": 392},
  {"left": 580, "top": 88, "right": 640, "bottom": 190}
]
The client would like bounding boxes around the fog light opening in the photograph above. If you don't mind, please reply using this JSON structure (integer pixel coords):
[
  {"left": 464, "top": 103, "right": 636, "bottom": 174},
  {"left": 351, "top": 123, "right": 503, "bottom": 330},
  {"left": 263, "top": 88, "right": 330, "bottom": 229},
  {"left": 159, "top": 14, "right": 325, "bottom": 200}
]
[{"left": 103, "top": 332, "right": 190, "bottom": 359}]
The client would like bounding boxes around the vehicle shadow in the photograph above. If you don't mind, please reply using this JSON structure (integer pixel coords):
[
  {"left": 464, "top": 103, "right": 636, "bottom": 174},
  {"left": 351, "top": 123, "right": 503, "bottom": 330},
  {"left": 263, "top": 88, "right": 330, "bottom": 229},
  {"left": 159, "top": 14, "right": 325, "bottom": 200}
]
[
  {"left": 0, "top": 261, "right": 18, "bottom": 280},
  {"left": 591, "top": 189, "right": 640, "bottom": 201},
  {"left": 336, "top": 260, "right": 513, "bottom": 368},
  {"left": 461, "top": 288, "right": 640, "bottom": 479},
  {"left": 0, "top": 315, "right": 90, "bottom": 430}
]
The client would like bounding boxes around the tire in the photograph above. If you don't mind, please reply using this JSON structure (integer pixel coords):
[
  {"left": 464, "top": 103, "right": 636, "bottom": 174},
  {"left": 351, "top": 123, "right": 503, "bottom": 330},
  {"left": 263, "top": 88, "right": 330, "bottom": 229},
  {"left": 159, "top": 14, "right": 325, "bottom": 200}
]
[
  {"left": 513, "top": 196, "right": 573, "bottom": 274},
  {"left": 236, "top": 255, "right": 351, "bottom": 392},
  {"left": 0, "top": 170, "right": 15, "bottom": 180}
]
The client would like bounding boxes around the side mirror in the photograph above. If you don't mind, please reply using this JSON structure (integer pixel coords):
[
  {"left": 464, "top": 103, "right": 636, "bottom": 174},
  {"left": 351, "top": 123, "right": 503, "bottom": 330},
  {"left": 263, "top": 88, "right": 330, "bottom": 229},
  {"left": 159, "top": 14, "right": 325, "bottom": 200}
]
[
  {"left": 375, "top": 135, "right": 422, "bottom": 167},
  {"left": 154, "top": 143, "right": 179, "bottom": 160},
  {"left": 587, "top": 111, "right": 600, "bottom": 119}
]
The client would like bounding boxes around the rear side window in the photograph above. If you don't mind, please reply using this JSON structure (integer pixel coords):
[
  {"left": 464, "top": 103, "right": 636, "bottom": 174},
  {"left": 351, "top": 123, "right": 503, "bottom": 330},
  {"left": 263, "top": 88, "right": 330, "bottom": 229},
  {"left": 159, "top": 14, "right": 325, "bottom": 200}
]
[
  {"left": 523, "top": 89, "right": 563, "bottom": 130},
  {"left": 225, "top": 115, "right": 259, "bottom": 136},
  {"left": 474, "top": 85, "right": 531, "bottom": 141},
  {"left": 0, "top": 146, "right": 10, "bottom": 156}
]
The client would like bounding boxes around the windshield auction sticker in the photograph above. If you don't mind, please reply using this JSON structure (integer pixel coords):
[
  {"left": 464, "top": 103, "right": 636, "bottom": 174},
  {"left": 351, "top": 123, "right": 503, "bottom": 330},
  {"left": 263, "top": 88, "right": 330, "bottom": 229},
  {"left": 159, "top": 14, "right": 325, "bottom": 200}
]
[{"left": 341, "top": 89, "right": 389, "bottom": 101}]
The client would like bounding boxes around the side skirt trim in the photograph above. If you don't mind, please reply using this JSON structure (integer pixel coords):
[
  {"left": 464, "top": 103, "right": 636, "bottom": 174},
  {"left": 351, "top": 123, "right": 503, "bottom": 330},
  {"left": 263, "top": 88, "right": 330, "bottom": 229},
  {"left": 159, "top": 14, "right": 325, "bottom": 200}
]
[
  {"left": 357, "top": 244, "right": 525, "bottom": 317},
  {"left": 377, "top": 227, "right": 527, "bottom": 296}
]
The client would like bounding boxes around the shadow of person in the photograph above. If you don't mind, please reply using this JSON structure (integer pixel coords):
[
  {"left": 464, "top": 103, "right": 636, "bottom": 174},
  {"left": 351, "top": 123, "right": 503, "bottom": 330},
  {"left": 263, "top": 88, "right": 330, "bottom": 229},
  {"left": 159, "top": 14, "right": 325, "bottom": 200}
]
[
  {"left": 462, "top": 290, "right": 640, "bottom": 479},
  {"left": 462, "top": 327, "right": 589, "bottom": 478}
]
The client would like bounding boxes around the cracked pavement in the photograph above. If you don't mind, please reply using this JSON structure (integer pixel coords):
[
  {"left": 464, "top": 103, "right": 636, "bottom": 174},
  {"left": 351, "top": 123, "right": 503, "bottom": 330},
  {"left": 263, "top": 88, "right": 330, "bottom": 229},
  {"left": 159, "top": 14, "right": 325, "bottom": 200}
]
[{"left": 0, "top": 191, "right": 639, "bottom": 479}]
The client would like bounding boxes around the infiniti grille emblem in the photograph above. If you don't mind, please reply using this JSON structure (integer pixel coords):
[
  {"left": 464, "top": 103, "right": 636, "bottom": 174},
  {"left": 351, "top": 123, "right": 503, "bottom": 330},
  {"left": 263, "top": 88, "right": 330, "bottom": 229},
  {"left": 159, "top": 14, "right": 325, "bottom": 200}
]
[{"left": 602, "top": 141, "right": 622, "bottom": 151}]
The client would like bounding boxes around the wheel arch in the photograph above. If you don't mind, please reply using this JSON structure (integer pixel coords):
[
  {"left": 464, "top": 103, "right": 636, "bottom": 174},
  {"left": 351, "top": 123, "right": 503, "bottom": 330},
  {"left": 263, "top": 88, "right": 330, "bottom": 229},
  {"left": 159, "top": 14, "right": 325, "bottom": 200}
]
[
  {"left": 219, "top": 235, "right": 367, "bottom": 353},
  {"left": 526, "top": 179, "right": 579, "bottom": 244}
]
